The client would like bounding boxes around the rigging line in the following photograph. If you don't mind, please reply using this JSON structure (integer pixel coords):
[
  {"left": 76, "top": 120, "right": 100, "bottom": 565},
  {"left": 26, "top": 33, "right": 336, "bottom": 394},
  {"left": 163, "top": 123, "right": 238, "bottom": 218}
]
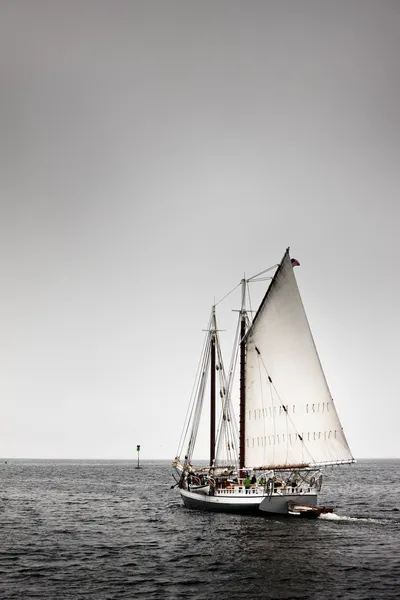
[
  {"left": 255, "top": 348, "right": 317, "bottom": 466},
  {"left": 269, "top": 371, "right": 276, "bottom": 466},
  {"left": 214, "top": 327, "right": 239, "bottom": 467},
  {"left": 215, "top": 312, "right": 240, "bottom": 450},
  {"left": 186, "top": 342, "right": 212, "bottom": 462},
  {"left": 248, "top": 277, "right": 273, "bottom": 282},
  {"left": 177, "top": 338, "right": 209, "bottom": 457},
  {"left": 227, "top": 299, "right": 243, "bottom": 388},
  {"left": 213, "top": 324, "right": 229, "bottom": 463},
  {"left": 247, "top": 263, "right": 279, "bottom": 282},
  {"left": 176, "top": 318, "right": 210, "bottom": 455},
  {"left": 215, "top": 364, "right": 227, "bottom": 456},
  {"left": 225, "top": 327, "right": 240, "bottom": 448},
  {"left": 215, "top": 281, "right": 242, "bottom": 307},
  {"left": 226, "top": 319, "right": 240, "bottom": 395},
  {"left": 177, "top": 312, "right": 212, "bottom": 456},
  {"left": 255, "top": 350, "right": 267, "bottom": 466},
  {"left": 221, "top": 400, "right": 238, "bottom": 465},
  {"left": 285, "top": 406, "right": 290, "bottom": 466},
  {"left": 246, "top": 280, "right": 253, "bottom": 325},
  {"left": 214, "top": 305, "right": 243, "bottom": 468}
]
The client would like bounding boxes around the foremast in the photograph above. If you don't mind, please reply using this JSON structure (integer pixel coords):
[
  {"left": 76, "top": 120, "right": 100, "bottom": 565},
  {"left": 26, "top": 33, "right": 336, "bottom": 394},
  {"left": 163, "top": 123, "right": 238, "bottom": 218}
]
[{"left": 176, "top": 305, "right": 238, "bottom": 472}]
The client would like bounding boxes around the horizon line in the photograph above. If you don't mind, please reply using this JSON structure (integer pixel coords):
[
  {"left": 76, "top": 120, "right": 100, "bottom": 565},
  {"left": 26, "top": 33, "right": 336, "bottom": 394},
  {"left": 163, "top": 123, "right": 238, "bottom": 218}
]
[{"left": 1, "top": 456, "right": 399, "bottom": 461}]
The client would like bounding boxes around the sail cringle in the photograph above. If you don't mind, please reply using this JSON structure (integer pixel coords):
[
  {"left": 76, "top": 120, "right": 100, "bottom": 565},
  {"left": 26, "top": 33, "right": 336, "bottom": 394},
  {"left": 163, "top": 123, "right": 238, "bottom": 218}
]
[{"left": 244, "top": 250, "right": 353, "bottom": 469}]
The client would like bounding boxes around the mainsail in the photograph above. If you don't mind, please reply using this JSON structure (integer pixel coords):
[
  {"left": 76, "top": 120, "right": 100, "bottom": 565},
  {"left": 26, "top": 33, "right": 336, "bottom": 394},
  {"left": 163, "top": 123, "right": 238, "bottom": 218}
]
[{"left": 244, "top": 249, "right": 354, "bottom": 469}]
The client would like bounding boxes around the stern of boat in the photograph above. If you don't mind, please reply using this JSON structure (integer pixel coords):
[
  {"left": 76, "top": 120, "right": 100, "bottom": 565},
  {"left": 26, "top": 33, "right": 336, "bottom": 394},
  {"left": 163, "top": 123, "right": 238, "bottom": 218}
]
[{"left": 259, "top": 491, "right": 318, "bottom": 514}]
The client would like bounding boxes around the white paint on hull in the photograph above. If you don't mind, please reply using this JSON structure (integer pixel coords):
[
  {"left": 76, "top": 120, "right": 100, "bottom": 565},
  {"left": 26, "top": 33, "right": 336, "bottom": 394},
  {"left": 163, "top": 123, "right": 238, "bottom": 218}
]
[
  {"left": 259, "top": 493, "right": 317, "bottom": 514},
  {"left": 180, "top": 489, "right": 263, "bottom": 513},
  {"left": 180, "top": 488, "right": 318, "bottom": 515}
]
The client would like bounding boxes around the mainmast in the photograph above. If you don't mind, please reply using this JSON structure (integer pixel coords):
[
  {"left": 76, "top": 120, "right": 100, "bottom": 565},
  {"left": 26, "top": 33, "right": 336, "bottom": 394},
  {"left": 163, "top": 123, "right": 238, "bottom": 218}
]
[
  {"left": 210, "top": 307, "right": 216, "bottom": 467},
  {"left": 239, "top": 279, "right": 246, "bottom": 472}
]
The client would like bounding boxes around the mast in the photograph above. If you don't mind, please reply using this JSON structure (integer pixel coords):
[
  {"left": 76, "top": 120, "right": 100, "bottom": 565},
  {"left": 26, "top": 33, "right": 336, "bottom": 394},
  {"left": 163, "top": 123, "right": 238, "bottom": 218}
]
[
  {"left": 210, "top": 307, "right": 216, "bottom": 467},
  {"left": 239, "top": 279, "right": 246, "bottom": 472}
]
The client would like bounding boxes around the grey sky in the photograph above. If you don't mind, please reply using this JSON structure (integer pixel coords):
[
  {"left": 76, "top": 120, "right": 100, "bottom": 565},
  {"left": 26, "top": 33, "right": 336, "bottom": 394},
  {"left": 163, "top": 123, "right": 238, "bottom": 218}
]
[{"left": 0, "top": 1, "right": 399, "bottom": 459}]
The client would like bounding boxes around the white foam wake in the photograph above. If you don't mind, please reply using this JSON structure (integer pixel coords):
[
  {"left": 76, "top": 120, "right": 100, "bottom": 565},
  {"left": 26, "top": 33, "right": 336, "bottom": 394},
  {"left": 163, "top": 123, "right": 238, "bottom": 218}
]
[{"left": 318, "top": 512, "right": 385, "bottom": 524}]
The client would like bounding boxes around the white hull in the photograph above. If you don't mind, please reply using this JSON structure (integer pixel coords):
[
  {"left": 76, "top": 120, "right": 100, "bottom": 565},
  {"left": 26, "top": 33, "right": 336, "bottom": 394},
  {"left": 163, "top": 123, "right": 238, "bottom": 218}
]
[
  {"left": 259, "top": 493, "right": 317, "bottom": 514},
  {"left": 180, "top": 487, "right": 318, "bottom": 515}
]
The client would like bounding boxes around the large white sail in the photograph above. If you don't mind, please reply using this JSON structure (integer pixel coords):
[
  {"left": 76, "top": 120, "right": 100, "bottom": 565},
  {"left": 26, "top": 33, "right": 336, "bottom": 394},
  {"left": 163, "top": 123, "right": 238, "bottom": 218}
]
[{"left": 244, "top": 249, "right": 354, "bottom": 469}]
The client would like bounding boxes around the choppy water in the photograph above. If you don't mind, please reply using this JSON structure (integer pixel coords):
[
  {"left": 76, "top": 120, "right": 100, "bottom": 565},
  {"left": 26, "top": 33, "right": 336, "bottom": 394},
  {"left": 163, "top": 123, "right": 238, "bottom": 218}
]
[{"left": 0, "top": 459, "right": 399, "bottom": 599}]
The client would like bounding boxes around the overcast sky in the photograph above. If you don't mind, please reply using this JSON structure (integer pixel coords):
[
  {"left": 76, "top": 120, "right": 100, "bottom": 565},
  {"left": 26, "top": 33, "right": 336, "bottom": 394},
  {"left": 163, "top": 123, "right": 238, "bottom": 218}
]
[{"left": 0, "top": 0, "right": 399, "bottom": 460}]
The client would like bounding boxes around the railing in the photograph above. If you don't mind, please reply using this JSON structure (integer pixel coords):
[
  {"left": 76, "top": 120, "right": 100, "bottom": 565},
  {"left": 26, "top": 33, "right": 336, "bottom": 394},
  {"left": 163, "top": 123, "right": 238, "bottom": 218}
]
[{"left": 215, "top": 485, "right": 314, "bottom": 496}]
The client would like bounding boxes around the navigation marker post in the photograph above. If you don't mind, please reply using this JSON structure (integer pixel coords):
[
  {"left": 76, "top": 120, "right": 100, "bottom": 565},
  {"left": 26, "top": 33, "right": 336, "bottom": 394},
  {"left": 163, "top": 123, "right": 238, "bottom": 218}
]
[{"left": 136, "top": 444, "right": 141, "bottom": 469}]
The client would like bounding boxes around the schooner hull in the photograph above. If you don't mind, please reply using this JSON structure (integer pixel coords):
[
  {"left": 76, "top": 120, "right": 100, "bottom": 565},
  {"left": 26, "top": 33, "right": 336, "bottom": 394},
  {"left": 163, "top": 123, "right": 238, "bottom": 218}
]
[
  {"left": 180, "top": 489, "right": 262, "bottom": 513},
  {"left": 180, "top": 488, "right": 318, "bottom": 515}
]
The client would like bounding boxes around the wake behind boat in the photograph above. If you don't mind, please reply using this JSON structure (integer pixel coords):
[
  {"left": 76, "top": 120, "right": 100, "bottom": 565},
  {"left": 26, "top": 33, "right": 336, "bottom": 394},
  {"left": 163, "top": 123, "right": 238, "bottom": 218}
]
[{"left": 173, "top": 248, "right": 355, "bottom": 517}]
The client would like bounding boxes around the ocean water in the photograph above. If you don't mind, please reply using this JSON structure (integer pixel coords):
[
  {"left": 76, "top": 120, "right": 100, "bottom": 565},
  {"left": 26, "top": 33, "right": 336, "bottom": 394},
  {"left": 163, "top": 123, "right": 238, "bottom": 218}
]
[{"left": 0, "top": 459, "right": 399, "bottom": 599}]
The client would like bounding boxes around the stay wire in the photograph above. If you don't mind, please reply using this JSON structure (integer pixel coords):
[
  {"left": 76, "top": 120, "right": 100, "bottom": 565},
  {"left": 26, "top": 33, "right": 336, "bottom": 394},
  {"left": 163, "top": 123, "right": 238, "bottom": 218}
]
[
  {"left": 176, "top": 311, "right": 213, "bottom": 457},
  {"left": 215, "top": 281, "right": 242, "bottom": 307}
]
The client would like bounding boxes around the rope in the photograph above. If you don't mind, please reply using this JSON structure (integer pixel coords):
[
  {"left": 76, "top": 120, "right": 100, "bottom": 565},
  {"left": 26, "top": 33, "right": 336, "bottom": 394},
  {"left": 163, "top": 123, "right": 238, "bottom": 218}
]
[
  {"left": 214, "top": 322, "right": 239, "bottom": 468},
  {"left": 215, "top": 281, "right": 241, "bottom": 307},
  {"left": 176, "top": 312, "right": 212, "bottom": 457},
  {"left": 255, "top": 350, "right": 267, "bottom": 465},
  {"left": 269, "top": 372, "right": 276, "bottom": 465},
  {"left": 247, "top": 263, "right": 279, "bottom": 282}
]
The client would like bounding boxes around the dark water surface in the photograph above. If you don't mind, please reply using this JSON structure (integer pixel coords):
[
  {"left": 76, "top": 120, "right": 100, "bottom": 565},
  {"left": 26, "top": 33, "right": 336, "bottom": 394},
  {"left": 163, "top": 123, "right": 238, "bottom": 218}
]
[{"left": 1, "top": 459, "right": 399, "bottom": 599}]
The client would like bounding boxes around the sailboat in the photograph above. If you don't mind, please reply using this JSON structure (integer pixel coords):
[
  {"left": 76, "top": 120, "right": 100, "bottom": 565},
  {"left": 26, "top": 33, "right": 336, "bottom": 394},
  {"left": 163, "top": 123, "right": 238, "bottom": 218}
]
[{"left": 173, "top": 248, "right": 355, "bottom": 516}]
